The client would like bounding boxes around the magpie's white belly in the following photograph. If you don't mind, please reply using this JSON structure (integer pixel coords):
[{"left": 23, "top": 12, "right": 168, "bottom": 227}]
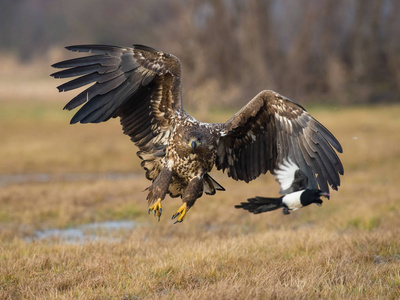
[{"left": 282, "top": 190, "right": 304, "bottom": 211}]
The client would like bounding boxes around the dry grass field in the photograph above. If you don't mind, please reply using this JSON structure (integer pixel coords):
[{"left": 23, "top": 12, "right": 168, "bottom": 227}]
[{"left": 1, "top": 96, "right": 399, "bottom": 299}]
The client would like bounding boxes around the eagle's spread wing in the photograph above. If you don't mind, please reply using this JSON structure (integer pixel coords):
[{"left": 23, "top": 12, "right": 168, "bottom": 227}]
[
  {"left": 216, "top": 90, "right": 344, "bottom": 193},
  {"left": 52, "top": 45, "right": 183, "bottom": 179}
]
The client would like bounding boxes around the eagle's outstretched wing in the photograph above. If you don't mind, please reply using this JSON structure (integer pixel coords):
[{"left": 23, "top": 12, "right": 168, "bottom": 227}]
[
  {"left": 52, "top": 45, "right": 183, "bottom": 180},
  {"left": 216, "top": 90, "right": 343, "bottom": 193},
  {"left": 51, "top": 44, "right": 182, "bottom": 149}
]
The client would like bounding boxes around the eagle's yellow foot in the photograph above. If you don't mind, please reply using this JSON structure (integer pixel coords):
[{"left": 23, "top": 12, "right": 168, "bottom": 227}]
[
  {"left": 148, "top": 198, "right": 162, "bottom": 222},
  {"left": 171, "top": 202, "right": 187, "bottom": 224}
]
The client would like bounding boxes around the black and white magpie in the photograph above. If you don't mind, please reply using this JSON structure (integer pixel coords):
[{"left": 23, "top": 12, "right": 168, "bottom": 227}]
[{"left": 235, "top": 158, "right": 331, "bottom": 215}]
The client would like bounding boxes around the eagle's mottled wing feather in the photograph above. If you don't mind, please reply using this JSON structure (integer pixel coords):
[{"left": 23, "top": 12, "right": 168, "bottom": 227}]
[
  {"left": 52, "top": 44, "right": 183, "bottom": 180},
  {"left": 216, "top": 90, "right": 343, "bottom": 193}
]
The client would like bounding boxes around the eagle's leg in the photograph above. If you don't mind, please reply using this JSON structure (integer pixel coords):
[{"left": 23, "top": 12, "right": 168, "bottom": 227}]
[
  {"left": 171, "top": 202, "right": 187, "bottom": 224},
  {"left": 172, "top": 176, "right": 203, "bottom": 224},
  {"left": 147, "top": 167, "right": 172, "bottom": 221}
]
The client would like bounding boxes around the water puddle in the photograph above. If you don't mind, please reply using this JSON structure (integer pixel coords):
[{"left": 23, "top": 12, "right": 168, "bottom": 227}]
[{"left": 26, "top": 220, "right": 139, "bottom": 244}]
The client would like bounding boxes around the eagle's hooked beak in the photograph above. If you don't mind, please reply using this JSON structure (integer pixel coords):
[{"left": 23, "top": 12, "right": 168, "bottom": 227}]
[{"left": 191, "top": 140, "right": 197, "bottom": 150}]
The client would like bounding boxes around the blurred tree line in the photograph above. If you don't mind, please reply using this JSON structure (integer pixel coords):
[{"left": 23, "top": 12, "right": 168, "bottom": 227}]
[{"left": 1, "top": 0, "right": 399, "bottom": 107}]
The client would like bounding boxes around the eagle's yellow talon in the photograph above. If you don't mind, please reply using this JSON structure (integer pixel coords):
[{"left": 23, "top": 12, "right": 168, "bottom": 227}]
[
  {"left": 172, "top": 202, "right": 187, "bottom": 224},
  {"left": 148, "top": 198, "right": 162, "bottom": 221}
]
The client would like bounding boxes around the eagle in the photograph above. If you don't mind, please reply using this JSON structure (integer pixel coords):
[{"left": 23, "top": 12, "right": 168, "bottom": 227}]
[{"left": 51, "top": 44, "right": 344, "bottom": 223}]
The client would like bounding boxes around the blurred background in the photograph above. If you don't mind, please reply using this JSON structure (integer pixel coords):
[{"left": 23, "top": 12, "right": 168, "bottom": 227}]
[
  {"left": 1, "top": 2, "right": 400, "bottom": 297},
  {"left": 1, "top": 0, "right": 399, "bottom": 109}
]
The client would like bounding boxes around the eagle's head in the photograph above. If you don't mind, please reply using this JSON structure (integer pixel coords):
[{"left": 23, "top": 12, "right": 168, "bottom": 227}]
[
  {"left": 173, "top": 127, "right": 216, "bottom": 164},
  {"left": 185, "top": 132, "right": 206, "bottom": 153},
  {"left": 176, "top": 129, "right": 216, "bottom": 159}
]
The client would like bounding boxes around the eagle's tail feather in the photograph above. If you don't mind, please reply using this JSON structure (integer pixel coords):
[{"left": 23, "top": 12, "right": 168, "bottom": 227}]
[
  {"left": 203, "top": 174, "right": 225, "bottom": 195},
  {"left": 235, "top": 196, "right": 283, "bottom": 214}
]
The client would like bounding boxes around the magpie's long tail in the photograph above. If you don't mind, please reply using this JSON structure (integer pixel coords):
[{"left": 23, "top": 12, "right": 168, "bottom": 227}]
[{"left": 235, "top": 196, "right": 284, "bottom": 214}]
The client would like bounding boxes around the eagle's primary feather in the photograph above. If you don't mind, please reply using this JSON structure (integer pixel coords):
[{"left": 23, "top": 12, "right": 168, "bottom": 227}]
[{"left": 51, "top": 44, "right": 344, "bottom": 223}]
